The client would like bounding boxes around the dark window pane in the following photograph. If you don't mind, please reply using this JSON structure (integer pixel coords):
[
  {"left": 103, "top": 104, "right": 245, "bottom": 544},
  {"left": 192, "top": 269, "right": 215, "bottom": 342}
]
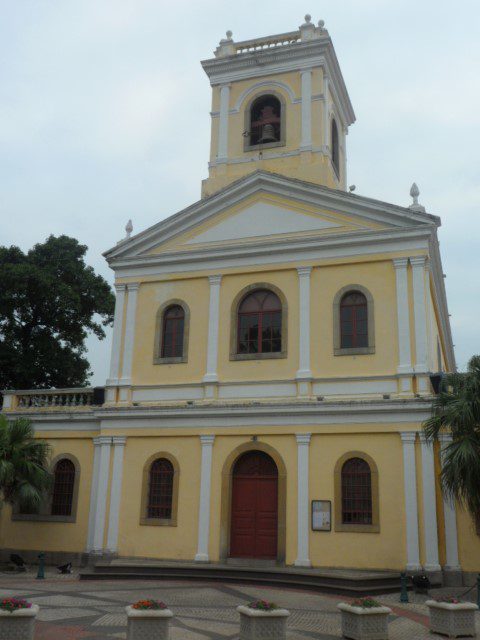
[
  {"left": 147, "top": 458, "right": 174, "bottom": 519},
  {"left": 51, "top": 459, "right": 75, "bottom": 516},
  {"left": 341, "top": 457, "right": 372, "bottom": 525}
]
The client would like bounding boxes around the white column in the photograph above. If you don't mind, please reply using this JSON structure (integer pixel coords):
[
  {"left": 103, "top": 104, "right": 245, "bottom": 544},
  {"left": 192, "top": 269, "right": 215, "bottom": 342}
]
[
  {"left": 203, "top": 275, "right": 222, "bottom": 384},
  {"left": 295, "top": 433, "right": 311, "bottom": 567},
  {"left": 438, "top": 434, "right": 461, "bottom": 572},
  {"left": 296, "top": 267, "right": 312, "bottom": 380},
  {"left": 300, "top": 69, "right": 312, "bottom": 150},
  {"left": 410, "top": 257, "right": 429, "bottom": 392},
  {"left": 106, "top": 436, "right": 127, "bottom": 554},
  {"left": 195, "top": 435, "right": 215, "bottom": 562},
  {"left": 120, "top": 282, "right": 139, "bottom": 384},
  {"left": 420, "top": 433, "right": 441, "bottom": 571},
  {"left": 217, "top": 84, "right": 230, "bottom": 162},
  {"left": 91, "top": 436, "right": 112, "bottom": 555},
  {"left": 393, "top": 258, "right": 413, "bottom": 393},
  {"left": 322, "top": 75, "right": 329, "bottom": 151},
  {"left": 107, "top": 284, "right": 126, "bottom": 385},
  {"left": 400, "top": 432, "right": 421, "bottom": 570},
  {"left": 86, "top": 438, "right": 102, "bottom": 552}
]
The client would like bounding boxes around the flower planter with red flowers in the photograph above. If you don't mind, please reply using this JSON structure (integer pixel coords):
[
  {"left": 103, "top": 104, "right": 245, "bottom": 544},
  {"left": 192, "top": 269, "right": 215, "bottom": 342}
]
[
  {"left": 337, "top": 597, "right": 391, "bottom": 640},
  {"left": 126, "top": 600, "right": 173, "bottom": 640},
  {"left": 237, "top": 600, "right": 290, "bottom": 640},
  {"left": 426, "top": 597, "right": 478, "bottom": 638},
  {"left": 0, "top": 598, "right": 38, "bottom": 640}
]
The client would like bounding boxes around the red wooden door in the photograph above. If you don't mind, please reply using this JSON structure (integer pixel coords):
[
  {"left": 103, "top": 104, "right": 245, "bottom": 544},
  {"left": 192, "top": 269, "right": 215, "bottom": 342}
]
[{"left": 230, "top": 451, "right": 278, "bottom": 559}]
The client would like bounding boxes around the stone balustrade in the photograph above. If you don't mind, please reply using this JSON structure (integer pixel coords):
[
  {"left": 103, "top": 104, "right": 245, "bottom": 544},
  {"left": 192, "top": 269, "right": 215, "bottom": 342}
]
[{"left": 1, "top": 388, "right": 102, "bottom": 411}]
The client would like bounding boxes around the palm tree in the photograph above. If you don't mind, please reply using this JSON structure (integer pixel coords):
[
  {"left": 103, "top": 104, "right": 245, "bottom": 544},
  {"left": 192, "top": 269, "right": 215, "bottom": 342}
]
[
  {"left": 423, "top": 355, "right": 480, "bottom": 517},
  {"left": 0, "top": 415, "right": 52, "bottom": 512}
]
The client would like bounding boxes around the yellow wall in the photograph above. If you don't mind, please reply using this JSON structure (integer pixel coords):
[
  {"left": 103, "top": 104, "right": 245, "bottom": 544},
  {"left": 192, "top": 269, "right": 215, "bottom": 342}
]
[{"left": 0, "top": 438, "right": 94, "bottom": 554}]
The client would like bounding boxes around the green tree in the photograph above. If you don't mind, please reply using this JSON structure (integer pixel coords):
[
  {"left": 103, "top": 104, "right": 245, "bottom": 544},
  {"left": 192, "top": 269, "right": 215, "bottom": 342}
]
[
  {"left": 423, "top": 355, "right": 480, "bottom": 517},
  {"left": 0, "top": 416, "right": 51, "bottom": 511},
  {"left": 0, "top": 235, "right": 115, "bottom": 390}
]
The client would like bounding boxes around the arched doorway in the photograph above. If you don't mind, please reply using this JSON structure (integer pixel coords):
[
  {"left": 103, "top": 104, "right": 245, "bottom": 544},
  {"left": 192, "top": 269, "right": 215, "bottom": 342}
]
[{"left": 230, "top": 450, "right": 278, "bottom": 559}]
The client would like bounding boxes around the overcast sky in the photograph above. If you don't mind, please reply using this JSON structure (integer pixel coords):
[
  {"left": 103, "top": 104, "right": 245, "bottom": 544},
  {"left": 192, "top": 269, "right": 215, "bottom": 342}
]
[{"left": 1, "top": 0, "right": 479, "bottom": 386}]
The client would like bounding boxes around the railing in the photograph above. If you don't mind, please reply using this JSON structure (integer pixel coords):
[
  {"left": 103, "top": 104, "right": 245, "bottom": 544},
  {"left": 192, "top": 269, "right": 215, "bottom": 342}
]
[
  {"left": 234, "top": 31, "right": 301, "bottom": 54},
  {"left": 3, "top": 388, "right": 98, "bottom": 410}
]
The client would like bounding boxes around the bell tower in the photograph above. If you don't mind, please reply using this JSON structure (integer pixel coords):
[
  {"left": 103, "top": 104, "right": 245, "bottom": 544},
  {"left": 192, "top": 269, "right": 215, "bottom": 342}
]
[{"left": 201, "top": 15, "right": 355, "bottom": 198}]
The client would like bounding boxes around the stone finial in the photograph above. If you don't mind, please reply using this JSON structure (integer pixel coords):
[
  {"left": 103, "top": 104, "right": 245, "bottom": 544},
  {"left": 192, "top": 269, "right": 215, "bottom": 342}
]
[
  {"left": 303, "top": 14, "right": 312, "bottom": 24},
  {"left": 409, "top": 183, "right": 426, "bottom": 212},
  {"left": 125, "top": 219, "right": 133, "bottom": 239},
  {"left": 318, "top": 19, "right": 325, "bottom": 29},
  {"left": 215, "top": 30, "right": 235, "bottom": 57},
  {"left": 300, "top": 14, "right": 321, "bottom": 41}
]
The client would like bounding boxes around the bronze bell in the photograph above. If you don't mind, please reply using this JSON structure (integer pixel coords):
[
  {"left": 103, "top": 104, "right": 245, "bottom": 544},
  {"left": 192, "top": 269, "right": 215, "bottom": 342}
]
[{"left": 258, "top": 123, "right": 277, "bottom": 143}]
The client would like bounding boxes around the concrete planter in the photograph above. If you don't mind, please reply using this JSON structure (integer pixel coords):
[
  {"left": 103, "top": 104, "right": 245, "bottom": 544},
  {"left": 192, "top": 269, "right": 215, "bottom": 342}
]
[
  {"left": 0, "top": 604, "right": 39, "bottom": 640},
  {"left": 125, "top": 606, "right": 173, "bottom": 640},
  {"left": 425, "top": 600, "right": 478, "bottom": 638},
  {"left": 237, "top": 605, "right": 290, "bottom": 640},
  {"left": 337, "top": 602, "right": 391, "bottom": 640}
]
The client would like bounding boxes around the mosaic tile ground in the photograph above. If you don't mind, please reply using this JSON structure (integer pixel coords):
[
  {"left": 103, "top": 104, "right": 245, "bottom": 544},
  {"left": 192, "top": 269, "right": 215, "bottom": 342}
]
[{"left": 0, "top": 570, "right": 477, "bottom": 639}]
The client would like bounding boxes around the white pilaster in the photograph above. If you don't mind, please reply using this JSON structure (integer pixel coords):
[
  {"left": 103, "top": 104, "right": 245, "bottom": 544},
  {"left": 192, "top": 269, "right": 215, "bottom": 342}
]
[
  {"left": 86, "top": 438, "right": 102, "bottom": 552},
  {"left": 91, "top": 436, "right": 112, "bottom": 555},
  {"left": 300, "top": 69, "right": 312, "bottom": 150},
  {"left": 107, "top": 284, "right": 126, "bottom": 386},
  {"left": 410, "top": 256, "right": 429, "bottom": 392},
  {"left": 106, "top": 436, "right": 127, "bottom": 554},
  {"left": 195, "top": 435, "right": 215, "bottom": 562},
  {"left": 295, "top": 433, "right": 311, "bottom": 567},
  {"left": 420, "top": 433, "right": 441, "bottom": 571},
  {"left": 323, "top": 76, "right": 329, "bottom": 151},
  {"left": 119, "top": 282, "right": 139, "bottom": 386},
  {"left": 203, "top": 275, "right": 222, "bottom": 387},
  {"left": 296, "top": 267, "right": 313, "bottom": 387},
  {"left": 400, "top": 432, "right": 421, "bottom": 571},
  {"left": 393, "top": 258, "right": 413, "bottom": 393},
  {"left": 341, "top": 126, "right": 347, "bottom": 189},
  {"left": 438, "top": 434, "right": 461, "bottom": 572},
  {"left": 217, "top": 84, "right": 230, "bottom": 162}
]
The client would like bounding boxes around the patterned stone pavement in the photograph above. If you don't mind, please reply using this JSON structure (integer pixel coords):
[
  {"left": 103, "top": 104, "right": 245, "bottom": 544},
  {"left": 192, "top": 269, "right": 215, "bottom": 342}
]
[{"left": 0, "top": 570, "right": 478, "bottom": 639}]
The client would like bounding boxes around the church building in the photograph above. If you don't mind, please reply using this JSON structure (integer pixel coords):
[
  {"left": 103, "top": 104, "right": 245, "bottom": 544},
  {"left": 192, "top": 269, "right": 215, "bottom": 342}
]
[{"left": 2, "top": 16, "right": 479, "bottom": 586}]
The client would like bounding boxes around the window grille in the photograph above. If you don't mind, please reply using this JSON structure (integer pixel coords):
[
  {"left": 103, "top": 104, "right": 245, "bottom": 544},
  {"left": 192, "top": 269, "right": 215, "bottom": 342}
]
[
  {"left": 147, "top": 458, "right": 174, "bottom": 519},
  {"left": 237, "top": 290, "right": 282, "bottom": 354},
  {"left": 341, "top": 457, "right": 372, "bottom": 525},
  {"left": 51, "top": 458, "right": 75, "bottom": 516}
]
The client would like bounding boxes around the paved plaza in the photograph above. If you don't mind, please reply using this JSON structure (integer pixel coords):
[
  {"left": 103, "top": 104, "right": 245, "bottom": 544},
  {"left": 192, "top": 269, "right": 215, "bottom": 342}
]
[{"left": 0, "top": 570, "right": 478, "bottom": 639}]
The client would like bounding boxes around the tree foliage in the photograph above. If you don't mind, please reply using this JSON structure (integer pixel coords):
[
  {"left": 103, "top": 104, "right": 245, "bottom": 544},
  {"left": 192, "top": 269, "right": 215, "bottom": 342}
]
[
  {"left": 0, "top": 235, "right": 114, "bottom": 389},
  {"left": 423, "top": 355, "right": 480, "bottom": 516},
  {"left": 0, "top": 415, "right": 51, "bottom": 511}
]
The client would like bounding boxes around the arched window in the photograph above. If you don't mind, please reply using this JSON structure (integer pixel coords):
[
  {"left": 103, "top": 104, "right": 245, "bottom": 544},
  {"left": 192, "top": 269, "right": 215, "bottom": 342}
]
[
  {"left": 237, "top": 289, "right": 282, "bottom": 355},
  {"left": 147, "top": 458, "right": 174, "bottom": 519},
  {"left": 341, "top": 457, "right": 372, "bottom": 525},
  {"left": 249, "top": 95, "right": 282, "bottom": 147},
  {"left": 331, "top": 118, "right": 340, "bottom": 176},
  {"left": 51, "top": 458, "right": 75, "bottom": 516},
  {"left": 161, "top": 305, "right": 185, "bottom": 358},
  {"left": 340, "top": 291, "right": 368, "bottom": 349}
]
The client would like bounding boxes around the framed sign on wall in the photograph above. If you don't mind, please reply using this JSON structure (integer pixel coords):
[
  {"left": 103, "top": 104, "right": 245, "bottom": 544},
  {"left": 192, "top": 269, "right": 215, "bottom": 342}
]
[{"left": 311, "top": 500, "right": 331, "bottom": 531}]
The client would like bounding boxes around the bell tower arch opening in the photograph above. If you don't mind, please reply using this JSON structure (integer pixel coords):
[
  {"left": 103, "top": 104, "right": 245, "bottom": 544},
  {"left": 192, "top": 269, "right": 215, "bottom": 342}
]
[{"left": 245, "top": 94, "right": 284, "bottom": 150}]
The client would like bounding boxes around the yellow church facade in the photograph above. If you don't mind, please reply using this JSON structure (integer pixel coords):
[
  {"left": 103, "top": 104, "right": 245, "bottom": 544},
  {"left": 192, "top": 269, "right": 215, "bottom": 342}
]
[{"left": 2, "top": 17, "right": 479, "bottom": 585}]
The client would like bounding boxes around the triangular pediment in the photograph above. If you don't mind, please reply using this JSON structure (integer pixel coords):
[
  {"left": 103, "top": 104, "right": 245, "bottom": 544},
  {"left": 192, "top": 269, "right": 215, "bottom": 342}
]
[{"left": 104, "top": 171, "right": 438, "bottom": 262}]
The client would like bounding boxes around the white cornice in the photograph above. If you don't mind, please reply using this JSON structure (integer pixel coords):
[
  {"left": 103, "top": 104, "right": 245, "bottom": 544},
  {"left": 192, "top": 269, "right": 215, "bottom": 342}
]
[
  {"left": 104, "top": 172, "right": 439, "bottom": 265},
  {"left": 7, "top": 398, "right": 433, "bottom": 431},
  {"left": 201, "top": 38, "right": 355, "bottom": 127}
]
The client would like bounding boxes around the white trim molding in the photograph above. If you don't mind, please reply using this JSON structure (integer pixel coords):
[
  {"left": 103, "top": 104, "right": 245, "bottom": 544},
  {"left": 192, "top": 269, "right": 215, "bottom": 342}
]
[
  {"left": 419, "top": 433, "right": 441, "bottom": 571},
  {"left": 195, "top": 435, "right": 215, "bottom": 562},
  {"left": 438, "top": 434, "right": 461, "bottom": 572},
  {"left": 107, "top": 284, "right": 126, "bottom": 386},
  {"left": 296, "top": 266, "right": 313, "bottom": 386},
  {"left": 90, "top": 436, "right": 112, "bottom": 555},
  {"left": 295, "top": 433, "right": 311, "bottom": 567},
  {"left": 410, "top": 257, "right": 430, "bottom": 390},
  {"left": 203, "top": 275, "right": 222, "bottom": 387},
  {"left": 217, "top": 84, "right": 230, "bottom": 162},
  {"left": 119, "top": 283, "right": 140, "bottom": 387},
  {"left": 393, "top": 258, "right": 413, "bottom": 391},
  {"left": 106, "top": 436, "right": 127, "bottom": 554},
  {"left": 300, "top": 69, "right": 312, "bottom": 150},
  {"left": 400, "top": 431, "right": 421, "bottom": 571}
]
